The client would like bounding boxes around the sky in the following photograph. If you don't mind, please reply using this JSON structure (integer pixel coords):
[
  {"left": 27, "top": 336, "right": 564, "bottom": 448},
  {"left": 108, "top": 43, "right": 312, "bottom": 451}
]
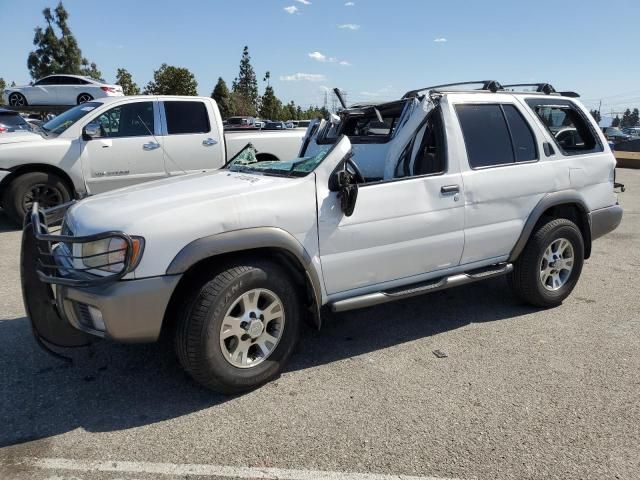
[{"left": 1, "top": 0, "right": 640, "bottom": 118}]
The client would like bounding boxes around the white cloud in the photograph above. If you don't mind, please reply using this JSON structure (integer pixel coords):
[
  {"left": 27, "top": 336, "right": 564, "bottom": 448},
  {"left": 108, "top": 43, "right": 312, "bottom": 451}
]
[
  {"left": 280, "top": 73, "right": 327, "bottom": 82},
  {"left": 345, "top": 1, "right": 355, "bottom": 5},
  {"left": 284, "top": 5, "right": 299, "bottom": 14},
  {"left": 295, "top": 0, "right": 311, "bottom": 4},
  {"left": 433, "top": 37, "right": 447, "bottom": 43},
  {"left": 338, "top": 24, "right": 360, "bottom": 30},
  {"left": 339, "top": 60, "right": 352, "bottom": 66},
  {"left": 308, "top": 51, "right": 338, "bottom": 63}
]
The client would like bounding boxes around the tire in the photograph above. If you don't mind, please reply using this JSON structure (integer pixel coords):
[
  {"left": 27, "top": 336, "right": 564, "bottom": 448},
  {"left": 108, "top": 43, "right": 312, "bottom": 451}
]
[
  {"left": 175, "top": 261, "right": 301, "bottom": 394},
  {"left": 8, "top": 93, "right": 27, "bottom": 107},
  {"left": 77, "top": 93, "right": 93, "bottom": 104},
  {"left": 509, "top": 218, "right": 584, "bottom": 308},
  {"left": 2, "top": 172, "right": 72, "bottom": 226}
]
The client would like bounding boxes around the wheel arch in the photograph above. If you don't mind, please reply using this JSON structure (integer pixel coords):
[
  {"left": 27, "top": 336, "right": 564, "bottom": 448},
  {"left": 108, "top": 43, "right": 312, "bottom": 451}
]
[
  {"left": 509, "top": 191, "right": 592, "bottom": 262},
  {"left": 0, "top": 164, "right": 79, "bottom": 201},
  {"left": 161, "top": 228, "right": 323, "bottom": 337}
]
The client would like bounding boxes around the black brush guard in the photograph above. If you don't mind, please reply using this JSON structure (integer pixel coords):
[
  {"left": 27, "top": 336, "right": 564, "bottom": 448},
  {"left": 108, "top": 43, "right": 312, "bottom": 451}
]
[{"left": 21, "top": 202, "right": 136, "bottom": 351}]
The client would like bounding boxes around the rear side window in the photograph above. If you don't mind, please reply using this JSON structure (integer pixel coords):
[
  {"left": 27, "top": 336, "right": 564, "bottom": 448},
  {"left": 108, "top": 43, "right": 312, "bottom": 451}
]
[
  {"left": 526, "top": 99, "right": 602, "bottom": 155},
  {"left": 164, "top": 101, "right": 210, "bottom": 135},
  {"left": 455, "top": 104, "right": 538, "bottom": 168}
]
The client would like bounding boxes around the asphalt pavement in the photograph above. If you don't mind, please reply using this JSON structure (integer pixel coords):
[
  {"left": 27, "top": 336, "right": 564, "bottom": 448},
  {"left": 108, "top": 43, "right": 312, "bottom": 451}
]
[{"left": 1, "top": 169, "right": 639, "bottom": 480}]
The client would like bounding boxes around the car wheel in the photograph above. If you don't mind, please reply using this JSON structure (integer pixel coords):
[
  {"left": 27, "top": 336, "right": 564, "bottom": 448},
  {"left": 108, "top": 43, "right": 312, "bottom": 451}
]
[
  {"left": 8, "top": 93, "right": 27, "bottom": 107},
  {"left": 509, "top": 218, "right": 584, "bottom": 308},
  {"left": 175, "top": 261, "right": 301, "bottom": 394},
  {"left": 77, "top": 93, "right": 93, "bottom": 104},
  {"left": 3, "top": 172, "right": 72, "bottom": 226}
]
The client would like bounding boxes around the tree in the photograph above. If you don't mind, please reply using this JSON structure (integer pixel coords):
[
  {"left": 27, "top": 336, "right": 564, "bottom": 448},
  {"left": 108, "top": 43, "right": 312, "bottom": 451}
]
[
  {"left": 589, "top": 109, "right": 601, "bottom": 124},
  {"left": 621, "top": 108, "right": 632, "bottom": 128},
  {"left": 232, "top": 46, "right": 259, "bottom": 116},
  {"left": 27, "top": 2, "right": 100, "bottom": 80},
  {"left": 0, "top": 78, "right": 5, "bottom": 105},
  {"left": 143, "top": 64, "right": 198, "bottom": 95},
  {"left": 630, "top": 108, "right": 640, "bottom": 127},
  {"left": 211, "top": 77, "right": 232, "bottom": 118},
  {"left": 259, "top": 85, "right": 282, "bottom": 120},
  {"left": 611, "top": 115, "right": 621, "bottom": 128},
  {"left": 116, "top": 68, "right": 140, "bottom": 95}
]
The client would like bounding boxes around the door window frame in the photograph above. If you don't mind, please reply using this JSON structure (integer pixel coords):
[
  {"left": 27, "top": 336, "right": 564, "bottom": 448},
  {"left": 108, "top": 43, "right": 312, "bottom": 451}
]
[
  {"left": 84, "top": 100, "right": 162, "bottom": 139},
  {"left": 454, "top": 101, "right": 540, "bottom": 170}
]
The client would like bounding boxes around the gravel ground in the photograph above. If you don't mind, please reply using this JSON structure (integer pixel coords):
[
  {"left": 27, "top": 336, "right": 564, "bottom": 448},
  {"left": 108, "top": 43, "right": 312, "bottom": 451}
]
[{"left": 1, "top": 169, "right": 638, "bottom": 480}]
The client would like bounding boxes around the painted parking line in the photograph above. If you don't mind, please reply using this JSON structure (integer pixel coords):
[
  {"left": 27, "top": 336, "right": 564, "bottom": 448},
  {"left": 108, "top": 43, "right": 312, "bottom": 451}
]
[{"left": 5, "top": 457, "right": 465, "bottom": 480}]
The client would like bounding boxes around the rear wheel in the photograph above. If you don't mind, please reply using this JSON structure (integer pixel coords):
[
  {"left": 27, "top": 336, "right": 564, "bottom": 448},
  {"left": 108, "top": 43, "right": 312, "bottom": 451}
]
[
  {"left": 77, "top": 93, "right": 93, "bottom": 104},
  {"left": 509, "top": 218, "right": 584, "bottom": 307},
  {"left": 3, "top": 172, "right": 71, "bottom": 225},
  {"left": 175, "top": 261, "right": 301, "bottom": 394},
  {"left": 8, "top": 93, "right": 27, "bottom": 107}
]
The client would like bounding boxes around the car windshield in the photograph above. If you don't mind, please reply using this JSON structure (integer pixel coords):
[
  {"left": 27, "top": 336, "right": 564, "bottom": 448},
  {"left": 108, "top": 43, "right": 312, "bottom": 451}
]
[
  {"left": 227, "top": 143, "right": 334, "bottom": 177},
  {"left": 41, "top": 102, "right": 101, "bottom": 135}
]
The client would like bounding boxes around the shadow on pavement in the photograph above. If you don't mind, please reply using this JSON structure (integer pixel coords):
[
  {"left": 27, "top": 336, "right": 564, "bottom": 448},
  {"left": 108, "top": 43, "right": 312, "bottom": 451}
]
[{"left": 0, "top": 272, "right": 537, "bottom": 448}]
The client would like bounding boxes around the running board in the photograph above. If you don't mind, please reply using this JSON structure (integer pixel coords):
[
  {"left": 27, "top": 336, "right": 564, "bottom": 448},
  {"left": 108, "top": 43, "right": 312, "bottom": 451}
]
[{"left": 330, "top": 263, "right": 513, "bottom": 313}]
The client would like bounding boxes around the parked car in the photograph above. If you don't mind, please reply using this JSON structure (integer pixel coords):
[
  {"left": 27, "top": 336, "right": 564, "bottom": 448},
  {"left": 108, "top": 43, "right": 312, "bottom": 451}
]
[
  {"left": 621, "top": 126, "right": 640, "bottom": 138},
  {"left": 25, "top": 118, "right": 44, "bottom": 131},
  {"left": 3, "top": 74, "right": 123, "bottom": 107},
  {"left": 601, "top": 126, "right": 632, "bottom": 143},
  {"left": 263, "top": 121, "right": 286, "bottom": 130},
  {"left": 0, "top": 109, "right": 32, "bottom": 133},
  {"left": 0, "top": 96, "right": 305, "bottom": 224},
  {"left": 296, "top": 120, "right": 311, "bottom": 128},
  {"left": 22, "top": 81, "right": 622, "bottom": 394},
  {"left": 224, "top": 116, "right": 258, "bottom": 130}
]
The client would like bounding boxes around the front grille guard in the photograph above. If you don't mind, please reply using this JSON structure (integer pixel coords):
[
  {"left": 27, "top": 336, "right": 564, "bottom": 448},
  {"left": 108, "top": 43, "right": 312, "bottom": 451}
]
[{"left": 28, "top": 201, "right": 137, "bottom": 287}]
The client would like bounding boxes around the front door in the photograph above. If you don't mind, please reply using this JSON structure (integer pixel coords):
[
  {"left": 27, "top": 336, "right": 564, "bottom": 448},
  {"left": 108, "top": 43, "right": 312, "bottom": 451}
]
[
  {"left": 316, "top": 132, "right": 465, "bottom": 295},
  {"left": 81, "top": 100, "right": 167, "bottom": 194}
]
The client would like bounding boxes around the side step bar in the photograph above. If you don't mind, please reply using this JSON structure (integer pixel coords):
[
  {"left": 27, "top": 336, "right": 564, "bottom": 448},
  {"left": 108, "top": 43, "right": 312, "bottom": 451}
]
[{"left": 330, "top": 263, "right": 513, "bottom": 313}]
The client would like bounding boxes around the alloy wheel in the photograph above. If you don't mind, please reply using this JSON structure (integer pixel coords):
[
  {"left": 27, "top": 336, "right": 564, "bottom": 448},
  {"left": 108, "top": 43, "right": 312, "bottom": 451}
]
[
  {"left": 219, "top": 288, "right": 285, "bottom": 369},
  {"left": 22, "top": 184, "right": 64, "bottom": 212},
  {"left": 539, "top": 237, "right": 574, "bottom": 291},
  {"left": 9, "top": 94, "right": 26, "bottom": 106}
]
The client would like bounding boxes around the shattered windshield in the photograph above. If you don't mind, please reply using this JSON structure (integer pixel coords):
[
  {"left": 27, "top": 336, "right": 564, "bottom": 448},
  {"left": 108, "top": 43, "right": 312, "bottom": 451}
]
[{"left": 226, "top": 143, "right": 333, "bottom": 176}]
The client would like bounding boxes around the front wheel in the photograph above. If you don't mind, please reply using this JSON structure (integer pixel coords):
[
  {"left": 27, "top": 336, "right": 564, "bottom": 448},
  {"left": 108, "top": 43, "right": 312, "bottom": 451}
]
[
  {"left": 3, "top": 172, "right": 72, "bottom": 226},
  {"left": 509, "top": 218, "right": 584, "bottom": 307},
  {"left": 8, "top": 93, "right": 27, "bottom": 107},
  {"left": 175, "top": 261, "right": 301, "bottom": 394}
]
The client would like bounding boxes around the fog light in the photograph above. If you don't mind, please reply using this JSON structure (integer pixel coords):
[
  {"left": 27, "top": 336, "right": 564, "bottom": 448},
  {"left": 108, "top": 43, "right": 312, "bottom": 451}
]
[{"left": 87, "top": 305, "right": 106, "bottom": 331}]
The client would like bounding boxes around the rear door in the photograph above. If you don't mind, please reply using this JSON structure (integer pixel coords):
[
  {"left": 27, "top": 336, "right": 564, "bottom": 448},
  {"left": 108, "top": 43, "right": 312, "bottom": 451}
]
[
  {"left": 81, "top": 99, "right": 167, "bottom": 194},
  {"left": 160, "top": 99, "right": 224, "bottom": 174}
]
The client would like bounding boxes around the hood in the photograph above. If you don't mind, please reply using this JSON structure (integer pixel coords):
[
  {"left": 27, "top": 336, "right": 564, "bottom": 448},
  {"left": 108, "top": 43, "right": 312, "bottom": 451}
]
[
  {"left": 66, "top": 169, "right": 310, "bottom": 235},
  {"left": 0, "top": 131, "right": 45, "bottom": 145}
]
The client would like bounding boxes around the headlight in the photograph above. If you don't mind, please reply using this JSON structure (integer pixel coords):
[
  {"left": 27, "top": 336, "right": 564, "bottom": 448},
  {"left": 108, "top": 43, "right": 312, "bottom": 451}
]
[{"left": 81, "top": 236, "right": 144, "bottom": 273}]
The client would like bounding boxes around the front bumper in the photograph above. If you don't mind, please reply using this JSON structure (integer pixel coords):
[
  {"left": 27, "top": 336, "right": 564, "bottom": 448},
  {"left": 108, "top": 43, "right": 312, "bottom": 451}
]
[
  {"left": 57, "top": 275, "right": 181, "bottom": 342},
  {"left": 22, "top": 202, "right": 181, "bottom": 347},
  {"left": 590, "top": 204, "right": 623, "bottom": 240}
]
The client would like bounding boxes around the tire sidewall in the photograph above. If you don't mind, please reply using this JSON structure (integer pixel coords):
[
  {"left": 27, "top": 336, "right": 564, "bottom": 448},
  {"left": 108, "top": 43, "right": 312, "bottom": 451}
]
[
  {"left": 533, "top": 223, "right": 584, "bottom": 302},
  {"left": 195, "top": 264, "right": 300, "bottom": 390},
  {"left": 6, "top": 172, "right": 71, "bottom": 224}
]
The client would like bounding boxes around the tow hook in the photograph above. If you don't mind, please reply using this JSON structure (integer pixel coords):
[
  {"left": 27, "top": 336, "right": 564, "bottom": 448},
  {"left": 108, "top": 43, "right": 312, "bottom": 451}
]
[{"left": 614, "top": 182, "right": 626, "bottom": 193}]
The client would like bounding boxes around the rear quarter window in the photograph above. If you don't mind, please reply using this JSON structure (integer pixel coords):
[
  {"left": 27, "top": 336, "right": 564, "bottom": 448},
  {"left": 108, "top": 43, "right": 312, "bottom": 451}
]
[{"left": 164, "top": 101, "right": 211, "bottom": 135}]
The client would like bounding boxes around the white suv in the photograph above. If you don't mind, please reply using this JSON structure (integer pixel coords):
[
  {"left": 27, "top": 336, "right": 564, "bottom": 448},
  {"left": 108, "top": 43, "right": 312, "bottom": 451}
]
[{"left": 22, "top": 81, "right": 623, "bottom": 394}]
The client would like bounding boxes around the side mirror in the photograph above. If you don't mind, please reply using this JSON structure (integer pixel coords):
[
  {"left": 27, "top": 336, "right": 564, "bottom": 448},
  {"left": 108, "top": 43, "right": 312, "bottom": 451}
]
[
  {"left": 82, "top": 122, "right": 101, "bottom": 140},
  {"left": 330, "top": 164, "right": 358, "bottom": 217}
]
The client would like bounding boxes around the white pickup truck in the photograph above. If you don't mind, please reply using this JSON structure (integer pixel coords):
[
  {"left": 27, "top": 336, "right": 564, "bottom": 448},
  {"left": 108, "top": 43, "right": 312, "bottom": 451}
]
[{"left": 0, "top": 96, "right": 305, "bottom": 224}]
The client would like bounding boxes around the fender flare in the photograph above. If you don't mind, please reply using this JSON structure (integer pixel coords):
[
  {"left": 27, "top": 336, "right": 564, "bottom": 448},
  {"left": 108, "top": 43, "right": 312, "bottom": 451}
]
[
  {"left": 508, "top": 190, "right": 591, "bottom": 262},
  {"left": 166, "top": 227, "right": 323, "bottom": 328}
]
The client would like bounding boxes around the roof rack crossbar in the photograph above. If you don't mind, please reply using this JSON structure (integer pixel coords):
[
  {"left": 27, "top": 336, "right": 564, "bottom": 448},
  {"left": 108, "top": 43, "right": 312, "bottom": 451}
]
[
  {"left": 502, "top": 83, "right": 557, "bottom": 95},
  {"left": 402, "top": 80, "right": 503, "bottom": 99}
]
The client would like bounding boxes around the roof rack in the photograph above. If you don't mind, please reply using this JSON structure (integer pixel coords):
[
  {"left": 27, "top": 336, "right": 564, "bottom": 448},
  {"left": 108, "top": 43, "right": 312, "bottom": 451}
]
[
  {"left": 402, "top": 81, "right": 580, "bottom": 99},
  {"left": 402, "top": 80, "right": 503, "bottom": 99}
]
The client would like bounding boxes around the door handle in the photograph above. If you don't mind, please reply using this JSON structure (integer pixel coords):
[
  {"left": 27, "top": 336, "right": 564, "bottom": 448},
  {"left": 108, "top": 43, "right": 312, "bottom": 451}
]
[
  {"left": 440, "top": 184, "right": 460, "bottom": 194},
  {"left": 143, "top": 142, "right": 160, "bottom": 151},
  {"left": 202, "top": 138, "right": 218, "bottom": 146}
]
